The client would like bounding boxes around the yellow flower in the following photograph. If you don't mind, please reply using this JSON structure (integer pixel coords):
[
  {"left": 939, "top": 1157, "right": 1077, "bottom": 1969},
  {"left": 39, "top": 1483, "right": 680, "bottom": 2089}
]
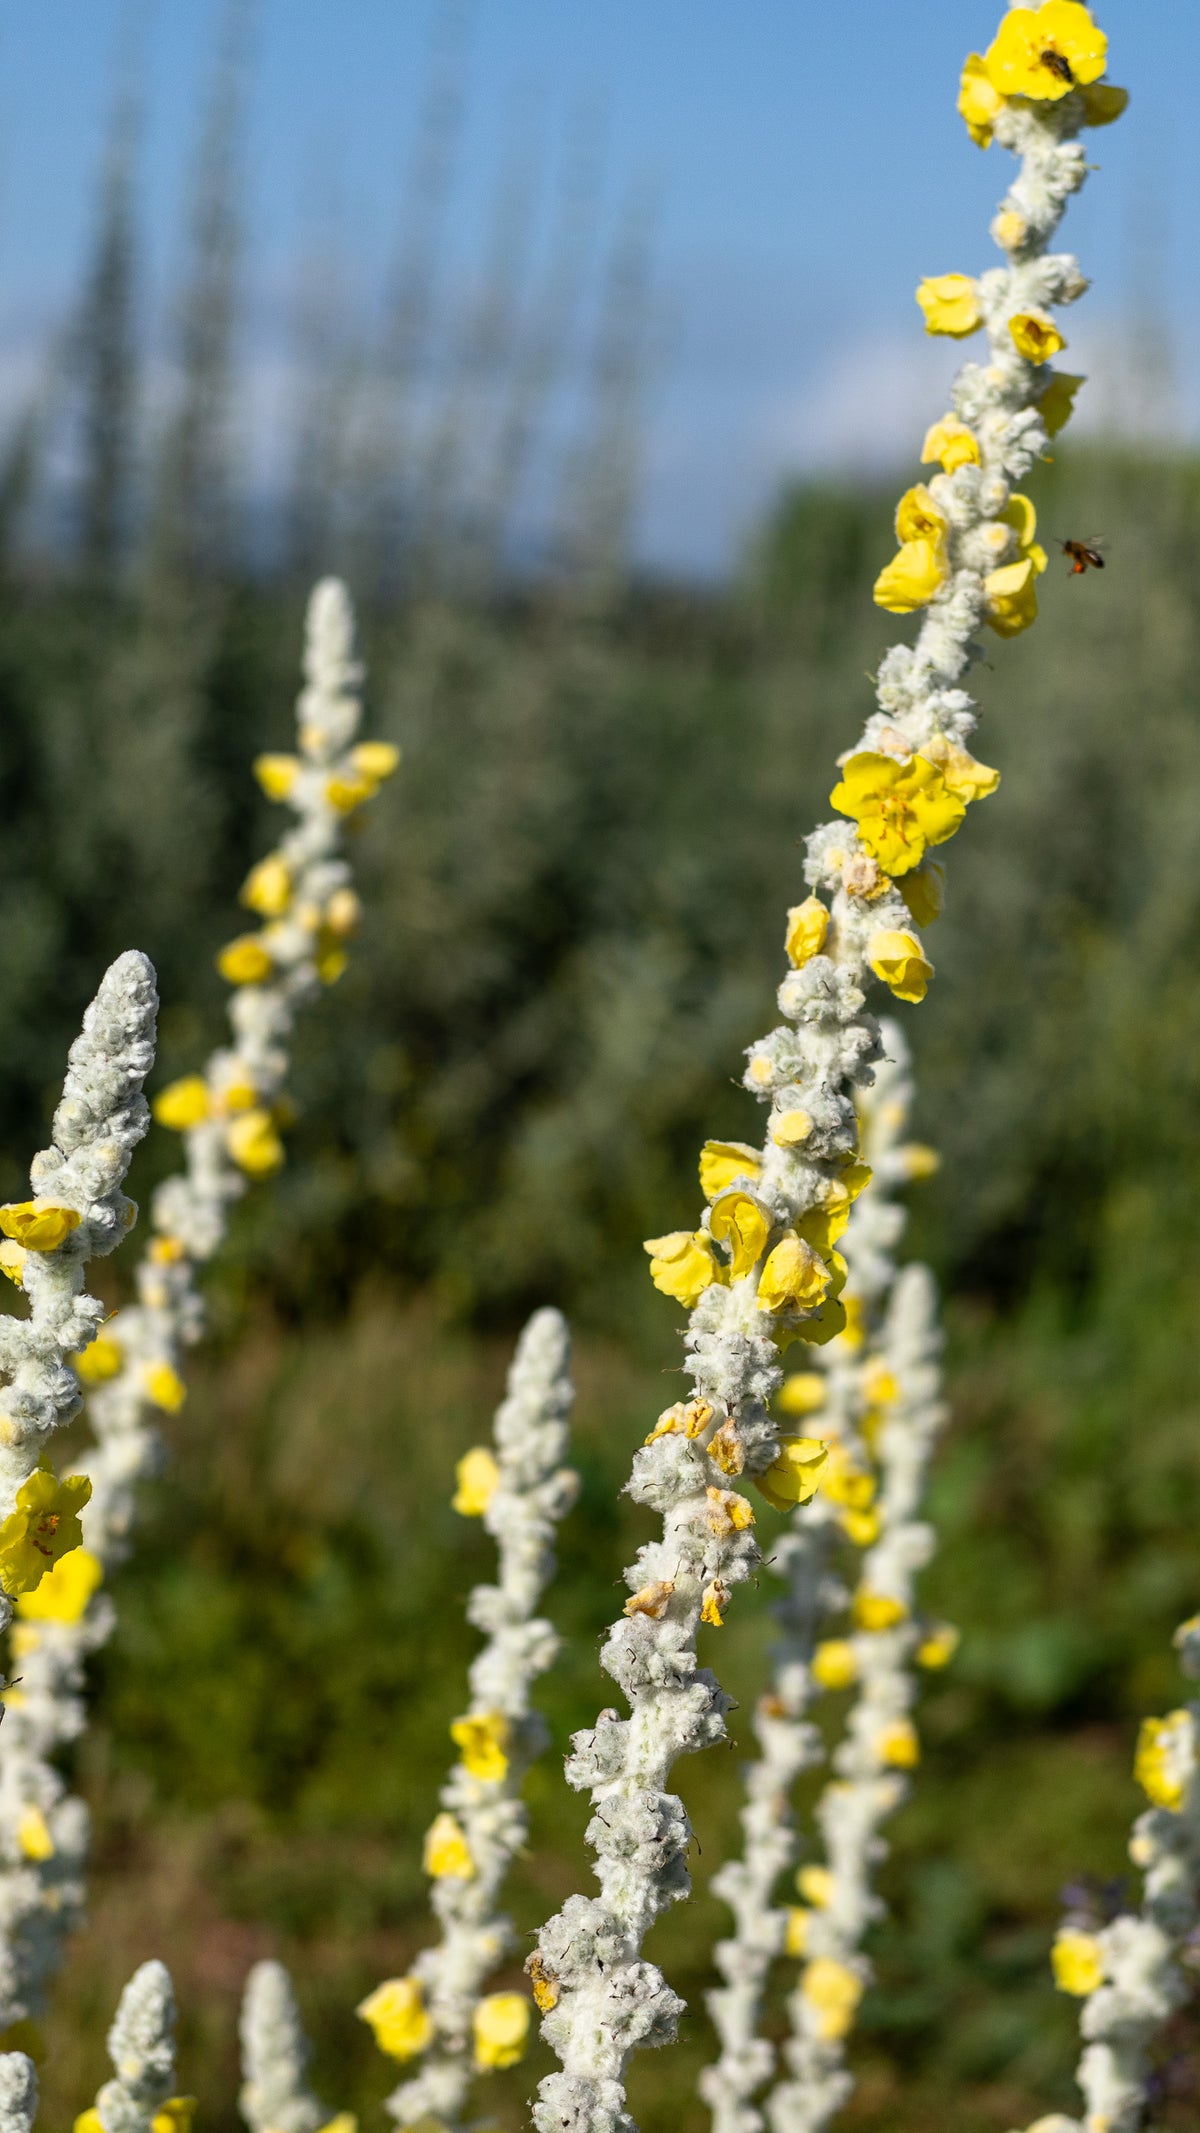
[
  {"left": 1000, "top": 491, "right": 1049, "bottom": 577},
  {"left": 772, "top": 1111, "right": 814, "bottom": 1152},
  {"left": 985, "top": 555, "right": 1040, "bottom": 637},
  {"left": 821, "top": 1445, "right": 875, "bottom": 1512},
  {"left": 357, "top": 1976, "right": 433, "bottom": 2061},
  {"left": 757, "top": 1237, "right": 831, "bottom": 1316},
  {"left": 17, "top": 1546, "right": 102, "bottom": 1625},
  {"left": 921, "top": 416, "right": 980, "bottom": 473},
  {"left": 643, "top": 1229, "right": 722, "bottom": 1308},
  {"left": 706, "top": 1487, "right": 756, "bottom": 1536},
  {"left": 873, "top": 540, "right": 947, "bottom": 615},
  {"left": 423, "top": 1811, "right": 475, "bottom": 1880},
  {"left": 451, "top": 1711, "right": 511, "bottom": 1782},
  {"left": 1039, "top": 371, "right": 1086, "bottom": 437},
  {"left": 812, "top": 1639, "right": 858, "bottom": 1691},
  {"left": 785, "top": 1907, "right": 810, "bottom": 1957},
  {"left": 1052, "top": 1929, "right": 1105, "bottom": 1997},
  {"left": 868, "top": 929, "right": 934, "bottom": 1005},
  {"left": 0, "top": 1242, "right": 25, "bottom": 1288},
  {"left": 710, "top": 1192, "right": 770, "bottom": 1279},
  {"left": 453, "top": 1447, "right": 500, "bottom": 1517},
  {"left": 778, "top": 1371, "right": 825, "bottom": 1418},
  {"left": 784, "top": 897, "right": 829, "bottom": 968},
  {"left": 916, "top": 1623, "right": 959, "bottom": 1668},
  {"left": 217, "top": 936, "right": 274, "bottom": 986},
  {"left": 325, "top": 887, "right": 363, "bottom": 936},
  {"left": 226, "top": 1108, "right": 285, "bottom": 1178},
  {"left": 315, "top": 930, "right": 349, "bottom": 985},
  {"left": 993, "top": 209, "right": 1027, "bottom": 253},
  {"left": 152, "top": 2105, "right": 198, "bottom": 2133},
  {"left": 1009, "top": 310, "right": 1066, "bottom": 362},
  {"left": 985, "top": 3, "right": 1107, "bottom": 102},
  {"left": 916, "top": 273, "right": 982, "bottom": 338},
  {"left": 254, "top": 753, "right": 301, "bottom": 801},
  {"left": 140, "top": 1362, "right": 186, "bottom": 1414},
  {"left": 326, "top": 774, "right": 377, "bottom": 815},
  {"left": 862, "top": 1360, "right": 898, "bottom": 1406},
  {"left": 153, "top": 1076, "right": 211, "bottom": 1130},
  {"left": 700, "top": 1579, "right": 728, "bottom": 1627},
  {"left": 73, "top": 1331, "right": 124, "bottom": 1384},
  {"left": 958, "top": 52, "right": 1004, "bottom": 146},
  {"left": 0, "top": 1470, "right": 92, "bottom": 1599},
  {"left": 830, "top": 753, "right": 964, "bottom": 877},
  {"left": 241, "top": 856, "right": 293, "bottom": 918},
  {"left": 0, "top": 1203, "right": 81, "bottom": 1253},
  {"left": 756, "top": 1435, "right": 828, "bottom": 1513},
  {"left": 16, "top": 1807, "right": 53, "bottom": 1862},
  {"left": 853, "top": 1588, "right": 908, "bottom": 1632},
  {"left": 1079, "top": 81, "right": 1128, "bottom": 125},
  {"left": 351, "top": 740, "right": 401, "bottom": 784},
  {"left": 796, "top": 1864, "right": 834, "bottom": 1908},
  {"left": 699, "top": 1141, "right": 763, "bottom": 1199},
  {"left": 625, "top": 1580, "right": 675, "bottom": 1621},
  {"left": 1134, "top": 1711, "right": 1192, "bottom": 1810},
  {"left": 473, "top": 1991, "right": 530, "bottom": 2071},
  {"left": 894, "top": 484, "right": 947, "bottom": 547},
  {"left": 899, "top": 864, "right": 945, "bottom": 930},
  {"left": 801, "top": 1958, "right": 863, "bottom": 2042},
  {"left": 877, "top": 1719, "right": 920, "bottom": 1768},
  {"left": 840, "top": 1506, "right": 881, "bottom": 1547}
]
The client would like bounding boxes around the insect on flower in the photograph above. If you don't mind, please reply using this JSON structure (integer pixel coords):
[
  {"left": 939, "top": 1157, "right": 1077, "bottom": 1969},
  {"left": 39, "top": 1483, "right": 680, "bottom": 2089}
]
[
  {"left": 1041, "top": 49, "right": 1075, "bottom": 83},
  {"left": 1061, "top": 538, "right": 1105, "bottom": 574}
]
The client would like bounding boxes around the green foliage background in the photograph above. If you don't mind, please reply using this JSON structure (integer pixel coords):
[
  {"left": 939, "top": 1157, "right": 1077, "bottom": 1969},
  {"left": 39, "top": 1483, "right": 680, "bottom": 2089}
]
[{"left": 2, "top": 442, "right": 1200, "bottom": 2130}]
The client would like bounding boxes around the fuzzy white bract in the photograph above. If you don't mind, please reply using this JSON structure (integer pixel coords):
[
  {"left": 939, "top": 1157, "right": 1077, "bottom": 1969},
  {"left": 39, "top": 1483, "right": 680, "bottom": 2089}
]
[{"left": 357, "top": 1308, "right": 576, "bottom": 2125}]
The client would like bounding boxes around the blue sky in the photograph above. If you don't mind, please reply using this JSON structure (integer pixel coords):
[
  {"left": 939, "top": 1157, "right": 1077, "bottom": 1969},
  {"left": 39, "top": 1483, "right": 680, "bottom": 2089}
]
[{"left": 0, "top": 1, "right": 1188, "bottom": 574}]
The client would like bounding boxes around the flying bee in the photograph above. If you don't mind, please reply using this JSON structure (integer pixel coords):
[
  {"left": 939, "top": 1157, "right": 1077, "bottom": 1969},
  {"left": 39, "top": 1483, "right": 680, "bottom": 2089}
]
[
  {"left": 1041, "top": 48, "right": 1075, "bottom": 83},
  {"left": 1061, "top": 538, "right": 1105, "bottom": 574}
]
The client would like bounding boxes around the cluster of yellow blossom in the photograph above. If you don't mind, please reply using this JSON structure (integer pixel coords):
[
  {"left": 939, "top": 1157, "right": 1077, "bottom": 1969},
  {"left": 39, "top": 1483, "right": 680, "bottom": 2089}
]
[
  {"left": 958, "top": 3, "right": 1126, "bottom": 150},
  {"left": 0, "top": 1467, "right": 92, "bottom": 1602},
  {"left": 358, "top": 1976, "right": 530, "bottom": 2073}
]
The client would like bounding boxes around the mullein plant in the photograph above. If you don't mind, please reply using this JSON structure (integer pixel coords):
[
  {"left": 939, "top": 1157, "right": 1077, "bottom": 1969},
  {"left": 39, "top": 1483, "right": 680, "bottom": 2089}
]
[
  {"left": 351, "top": 1309, "right": 577, "bottom": 2125},
  {"left": 0, "top": 953, "right": 159, "bottom": 2033},
  {"left": 0, "top": 577, "right": 398, "bottom": 2034},
  {"left": 1033, "top": 1625, "right": 1200, "bottom": 2132},
  {"left": 527, "top": 10, "right": 1125, "bottom": 2132},
  {"left": 700, "top": 1029, "right": 947, "bottom": 2133}
]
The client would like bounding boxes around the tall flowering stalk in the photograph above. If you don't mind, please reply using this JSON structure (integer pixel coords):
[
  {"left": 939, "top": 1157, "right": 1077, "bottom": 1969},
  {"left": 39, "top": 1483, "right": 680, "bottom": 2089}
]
[
  {"left": 528, "top": 12, "right": 1124, "bottom": 2131},
  {"left": 355, "top": 1309, "right": 577, "bottom": 2124},
  {"left": 239, "top": 1961, "right": 351, "bottom": 2133},
  {"left": 72, "top": 1959, "right": 193, "bottom": 2133},
  {"left": 0, "top": 578, "right": 396, "bottom": 2030},
  {"left": 700, "top": 1030, "right": 943, "bottom": 2133},
  {"left": 1031, "top": 1616, "right": 1200, "bottom": 2133},
  {"left": 0, "top": 951, "right": 158, "bottom": 2028}
]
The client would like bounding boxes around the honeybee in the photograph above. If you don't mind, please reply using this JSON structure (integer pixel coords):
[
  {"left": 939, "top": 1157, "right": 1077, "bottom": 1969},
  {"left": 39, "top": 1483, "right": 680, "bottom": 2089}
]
[
  {"left": 1041, "top": 49, "right": 1075, "bottom": 83},
  {"left": 1061, "top": 539, "right": 1105, "bottom": 574}
]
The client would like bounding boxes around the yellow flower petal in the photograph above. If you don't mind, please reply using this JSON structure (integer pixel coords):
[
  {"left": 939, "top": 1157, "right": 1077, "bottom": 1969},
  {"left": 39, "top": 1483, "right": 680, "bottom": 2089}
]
[
  {"left": 16, "top": 1546, "right": 102, "bottom": 1625},
  {"left": 812, "top": 1638, "right": 858, "bottom": 1690},
  {"left": 452, "top": 1447, "right": 500, "bottom": 1517},
  {"left": 153, "top": 1076, "right": 211, "bottom": 1130},
  {"left": 916, "top": 1623, "right": 959, "bottom": 1669},
  {"left": 894, "top": 484, "right": 947, "bottom": 546},
  {"left": 784, "top": 897, "right": 829, "bottom": 968},
  {"left": 699, "top": 1141, "right": 763, "bottom": 1199},
  {"left": 217, "top": 936, "right": 274, "bottom": 986},
  {"left": 757, "top": 1237, "right": 831, "bottom": 1316},
  {"left": 984, "top": 556, "right": 1040, "bottom": 637},
  {"left": 253, "top": 753, "right": 301, "bottom": 801},
  {"left": 16, "top": 1806, "right": 53, "bottom": 1862},
  {"left": 472, "top": 1991, "right": 530, "bottom": 2071},
  {"left": 1009, "top": 310, "right": 1066, "bottom": 362},
  {"left": 1039, "top": 371, "right": 1086, "bottom": 437},
  {"left": 899, "top": 864, "right": 945, "bottom": 930},
  {"left": 796, "top": 1864, "right": 834, "bottom": 1908},
  {"left": 240, "top": 856, "right": 293, "bottom": 918},
  {"left": 785, "top": 1907, "right": 811, "bottom": 1957},
  {"left": 1134, "top": 1710, "right": 1192, "bottom": 1810},
  {"left": 72, "top": 1331, "right": 124, "bottom": 1384},
  {"left": 801, "top": 1957, "right": 863, "bottom": 2042},
  {"left": 0, "top": 1470, "right": 92, "bottom": 1599},
  {"left": 868, "top": 929, "right": 935, "bottom": 1005},
  {"left": 423, "top": 1811, "right": 475, "bottom": 1880},
  {"left": 351, "top": 741, "right": 401, "bottom": 783},
  {"left": 853, "top": 1588, "right": 909, "bottom": 1632},
  {"left": 151, "top": 2104, "right": 198, "bottom": 2133},
  {"left": 710, "top": 1191, "right": 770, "bottom": 1279},
  {"left": 1052, "top": 1929, "right": 1105, "bottom": 1997},
  {"left": 958, "top": 52, "right": 1003, "bottom": 147},
  {"left": 916, "top": 273, "right": 982, "bottom": 338},
  {"left": 451, "top": 1710, "right": 511, "bottom": 1782},
  {"left": 877, "top": 1718, "right": 919, "bottom": 1768},
  {"left": 829, "top": 754, "right": 963, "bottom": 877},
  {"left": 777, "top": 1371, "right": 826, "bottom": 1418},
  {"left": 921, "top": 416, "right": 980, "bottom": 473},
  {"left": 0, "top": 1203, "right": 81, "bottom": 1253},
  {"left": 1079, "top": 81, "right": 1128, "bottom": 126},
  {"left": 920, "top": 733, "right": 1000, "bottom": 802},
  {"left": 143, "top": 1362, "right": 187, "bottom": 1413},
  {"left": 756, "top": 1435, "right": 828, "bottom": 1512},
  {"left": 873, "top": 538, "right": 947, "bottom": 614},
  {"left": 225, "top": 1108, "right": 286, "bottom": 1178},
  {"left": 357, "top": 1976, "right": 433, "bottom": 2061},
  {"left": 644, "top": 1229, "right": 722, "bottom": 1307},
  {"left": 771, "top": 1109, "right": 813, "bottom": 1149}
]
